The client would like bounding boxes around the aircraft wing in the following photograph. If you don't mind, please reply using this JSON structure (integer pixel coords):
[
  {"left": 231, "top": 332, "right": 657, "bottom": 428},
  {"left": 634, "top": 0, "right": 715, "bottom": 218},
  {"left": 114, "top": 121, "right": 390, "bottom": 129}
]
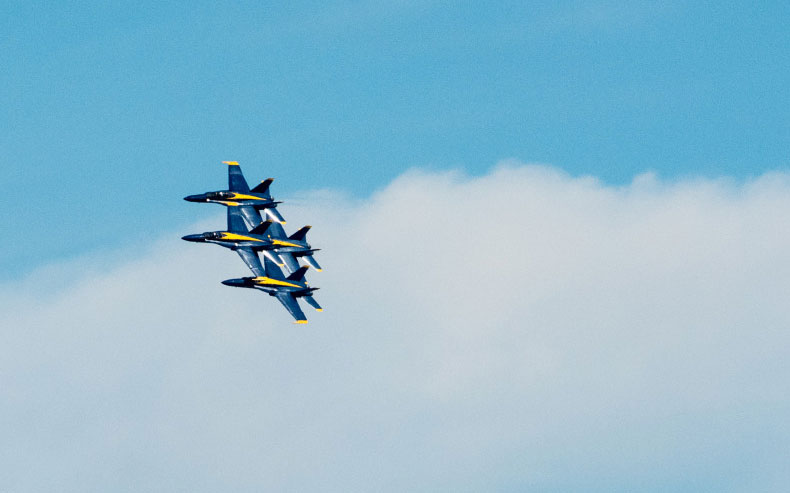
[
  {"left": 275, "top": 293, "right": 307, "bottom": 323},
  {"left": 238, "top": 205, "right": 264, "bottom": 231},
  {"left": 263, "top": 255, "right": 286, "bottom": 278},
  {"left": 227, "top": 206, "right": 249, "bottom": 233},
  {"left": 236, "top": 247, "right": 264, "bottom": 277},
  {"left": 278, "top": 252, "right": 300, "bottom": 274}
]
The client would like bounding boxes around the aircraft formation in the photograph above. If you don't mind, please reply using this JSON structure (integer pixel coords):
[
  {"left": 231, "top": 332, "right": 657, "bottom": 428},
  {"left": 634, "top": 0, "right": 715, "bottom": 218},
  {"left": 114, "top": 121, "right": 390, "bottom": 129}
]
[{"left": 183, "top": 161, "right": 322, "bottom": 323}]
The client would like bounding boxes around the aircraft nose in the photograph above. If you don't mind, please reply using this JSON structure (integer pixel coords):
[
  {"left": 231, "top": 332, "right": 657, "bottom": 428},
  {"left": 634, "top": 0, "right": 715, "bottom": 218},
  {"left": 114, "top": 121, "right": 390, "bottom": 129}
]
[
  {"left": 181, "top": 234, "right": 203, "bottom": 242},
  {"left": 221, "top": 278, "right": 246, "bottom": 287},
  {"left": 184, "top": 194, "right": 206, "bottom": 202}
]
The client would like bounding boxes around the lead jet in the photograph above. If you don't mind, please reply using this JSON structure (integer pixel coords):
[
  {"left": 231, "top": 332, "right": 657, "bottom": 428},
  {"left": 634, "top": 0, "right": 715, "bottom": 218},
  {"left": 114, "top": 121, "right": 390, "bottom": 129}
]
[
  {"left": 182, "top": 206, "right": 284, "bottom": 270},
  {"left": 184, "top": 161, "right": 287, "bottom": 225},
  {"left": 222, "top": 257, "right": 322, "bottom": 324}
]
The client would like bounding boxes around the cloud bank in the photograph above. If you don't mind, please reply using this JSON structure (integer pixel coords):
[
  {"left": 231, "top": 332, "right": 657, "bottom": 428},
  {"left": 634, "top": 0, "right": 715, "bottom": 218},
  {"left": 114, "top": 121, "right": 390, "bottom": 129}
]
[{"left": 2, "top": 162, "right": 789, "bottom": 491}]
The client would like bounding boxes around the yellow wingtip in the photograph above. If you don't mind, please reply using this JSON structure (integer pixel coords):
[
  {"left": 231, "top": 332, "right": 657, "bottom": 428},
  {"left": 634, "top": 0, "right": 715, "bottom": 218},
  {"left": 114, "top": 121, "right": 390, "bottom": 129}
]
[
  {"left": 315, "top": 269, "right": 323, "bottom": 272},
  {"left": 316, "top": 308, "right": 323, "bottom": 312},
  {"left": 294, "top": 320, "right": 308, "bottom": 324},
  {"left": 222, "top": 161, "right": 239, "bottom": 166}
]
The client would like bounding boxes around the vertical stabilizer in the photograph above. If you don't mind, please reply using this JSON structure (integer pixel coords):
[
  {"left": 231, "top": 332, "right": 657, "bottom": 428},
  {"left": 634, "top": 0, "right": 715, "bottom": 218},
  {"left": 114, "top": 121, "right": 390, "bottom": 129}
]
[
  {"left": 288, "top": 225, "right": 311, "bottom": 242},
  {"left": 224, "top": 161, "right": 250, "bottom": 192}
]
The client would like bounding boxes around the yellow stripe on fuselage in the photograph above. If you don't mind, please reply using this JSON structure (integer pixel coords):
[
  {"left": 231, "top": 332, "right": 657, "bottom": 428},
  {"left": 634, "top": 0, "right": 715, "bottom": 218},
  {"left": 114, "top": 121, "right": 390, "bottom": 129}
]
[
  {"left": 251, "top": 277, "right": 303, "bottom": 288},
  {"left": 217, "top": 200, "right": 239, "bottom": 206},
  {"left": 220, "top": 233, "right": 266, "bottom": 242},
  {"left": 272, "top": 239, "right": 302, "bottom": 248},
  {"left": 229, "top": 193, "right": 268, "bottom": 201}
]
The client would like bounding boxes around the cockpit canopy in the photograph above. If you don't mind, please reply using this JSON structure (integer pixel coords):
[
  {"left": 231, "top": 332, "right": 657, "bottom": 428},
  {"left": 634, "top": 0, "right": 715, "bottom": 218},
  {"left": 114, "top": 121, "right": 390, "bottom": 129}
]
[
  {"left": 206, "top": 191, "right": 234, "bottom": 200},
  {"left": 206, "top": 231, "right": 223, "bottom": 240}
]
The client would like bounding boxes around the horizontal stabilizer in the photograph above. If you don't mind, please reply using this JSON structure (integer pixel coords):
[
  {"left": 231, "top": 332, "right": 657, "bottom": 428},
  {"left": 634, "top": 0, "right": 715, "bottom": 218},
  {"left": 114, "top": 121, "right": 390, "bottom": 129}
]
[
  {"left": 289, "top": 225, "right": 311, "bottom": 242},
  {"left": 303, "top": 295, "right": 322, "bottom": 311},
  {"left": 303, "top": 254, "right": 322, "bottom": 271},
  {"left": 286, "top": 265, "right": 310, "bottom": 282},
  {"left": 251, "top": 178, "right": 274, "bottom": 197},
  {"left": 250, "top": 220, "right": 272, "bottom": 236},
  {"left": 261, "top": 249, "right": 284, "bottom": 267},
  {"left": 265, "top": 207, "right": 286, "bottom": 224}
]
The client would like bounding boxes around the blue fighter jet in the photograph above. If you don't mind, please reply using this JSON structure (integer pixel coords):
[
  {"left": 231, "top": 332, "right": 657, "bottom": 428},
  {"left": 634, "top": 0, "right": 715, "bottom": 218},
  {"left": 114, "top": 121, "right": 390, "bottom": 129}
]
[
  {"left": 182, "top": 206, "right": 284, "bottom": 270},
  {"left": 184, "top": 161, "right": 286, "bottom": 225},
  {"left": 222, "top": 257, "right": 322, "bottom": 324}
]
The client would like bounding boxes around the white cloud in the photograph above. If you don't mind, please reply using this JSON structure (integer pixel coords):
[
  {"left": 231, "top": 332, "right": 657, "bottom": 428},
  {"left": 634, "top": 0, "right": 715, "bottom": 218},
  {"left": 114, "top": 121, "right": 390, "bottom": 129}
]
[{"left": 2, "top": 162, "right": 789, "bottom": 491}]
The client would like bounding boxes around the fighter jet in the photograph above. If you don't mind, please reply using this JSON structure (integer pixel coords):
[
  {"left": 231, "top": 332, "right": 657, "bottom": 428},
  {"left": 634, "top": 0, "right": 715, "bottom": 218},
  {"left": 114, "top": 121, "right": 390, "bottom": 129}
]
[
  {"left": 184, "top": 161, "right": 287, "bottom": 225},
  {"left": 222, "top": 257, "right": 322, "bottom": 324},
  {"left": 182, "top": 206, "right": 284, "bottom": 270}
]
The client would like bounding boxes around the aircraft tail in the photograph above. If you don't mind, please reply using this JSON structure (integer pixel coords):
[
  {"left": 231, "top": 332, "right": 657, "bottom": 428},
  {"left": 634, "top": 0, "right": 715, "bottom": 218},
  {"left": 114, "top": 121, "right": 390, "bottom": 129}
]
[
  {"left": 303, "top": 254, "right": 322, "bottom": 271},
  {"left": 286, "top": 265, "right": 310, "bottom": 282},
  {"left": 249, "top": 220, "right": 272, "bottom": 236},
  {"left": 264, "top": 207, "right": 286, "bottom": 224},
  {"left": 260, "top": 249, "right": 284, "bottom": 267},
  {"left": 224, "top": 161, "right": 250, "bottom": 192},
  {"left": 303, "top": 295, "right": 322, "bottom": 311},
  {"left": 289, "top": 225, "right": 311, "bottom": 242},
  {"left": 251, "top": 178, "right": 274, "bottom": 198}
]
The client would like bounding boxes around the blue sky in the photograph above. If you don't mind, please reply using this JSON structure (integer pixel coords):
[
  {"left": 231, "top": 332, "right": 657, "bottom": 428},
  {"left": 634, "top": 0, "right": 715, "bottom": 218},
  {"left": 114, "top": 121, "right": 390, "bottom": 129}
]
[
  {"left": 3, "top": 3, "right": 790, "bottom": 489},
  {"left": 2, "top": 0, "right": 788, "bottom": 277}
]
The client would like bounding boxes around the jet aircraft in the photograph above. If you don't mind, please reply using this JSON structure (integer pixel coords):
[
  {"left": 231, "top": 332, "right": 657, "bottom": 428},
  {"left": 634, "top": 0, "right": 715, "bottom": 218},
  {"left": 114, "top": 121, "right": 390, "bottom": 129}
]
[
  {"left": 222, "top": 257, "right": 322, "bottom": 323},
  {"left": 184, "top": 161, "right": 287, "bottom": 224},
  {"left": 183, "top": 161, "right": 321, "bottom": 273},
  {"left": 182, "top": 206, "right": 284, "bottom": 269},
  {"left": 182, "top": 206, "right": 320, "bottom": 271}
]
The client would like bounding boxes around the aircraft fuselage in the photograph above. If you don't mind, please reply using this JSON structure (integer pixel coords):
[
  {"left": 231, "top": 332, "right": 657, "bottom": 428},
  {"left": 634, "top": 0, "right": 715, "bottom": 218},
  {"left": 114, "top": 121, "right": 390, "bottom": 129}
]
[
  {"left": 182, "top": 231, "right": 309, "bottom": 253},
  {"left": 221, "top": 276, "right": 318, "bottom": 296},
  {"left": 184, "top": 190, "right": 279, "bottom": 209}
]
